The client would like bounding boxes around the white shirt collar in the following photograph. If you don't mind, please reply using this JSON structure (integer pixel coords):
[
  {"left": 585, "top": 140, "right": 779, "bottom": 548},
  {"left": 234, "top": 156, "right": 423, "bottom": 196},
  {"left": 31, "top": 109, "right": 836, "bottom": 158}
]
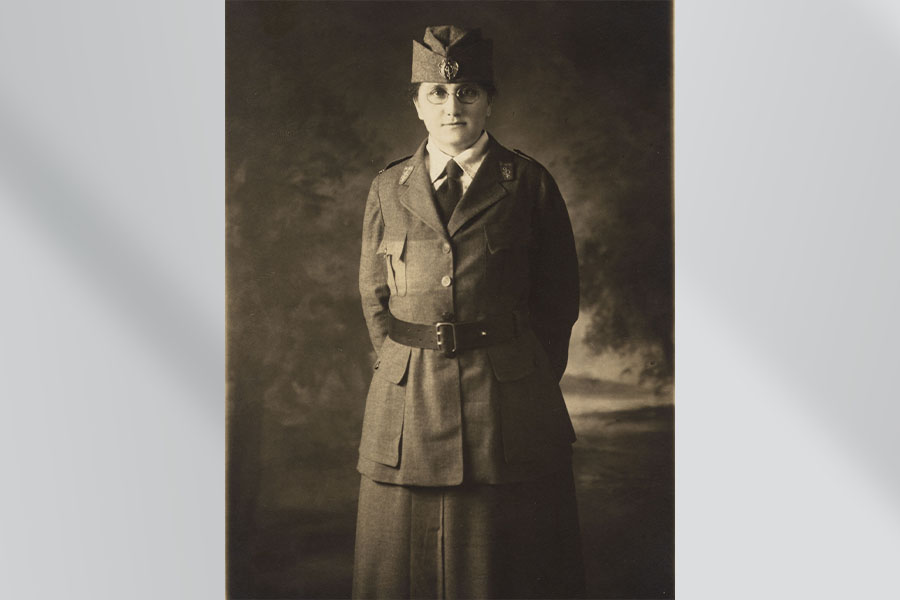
[{"left": 426, "top": 131, "right": 490, "bottom": 184}]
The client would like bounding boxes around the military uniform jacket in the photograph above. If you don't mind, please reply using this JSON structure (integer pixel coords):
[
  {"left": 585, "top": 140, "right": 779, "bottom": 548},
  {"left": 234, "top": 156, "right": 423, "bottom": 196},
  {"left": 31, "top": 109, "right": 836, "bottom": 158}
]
[{"left": 358, "top": 135, "right": 580, "bottom": 486}]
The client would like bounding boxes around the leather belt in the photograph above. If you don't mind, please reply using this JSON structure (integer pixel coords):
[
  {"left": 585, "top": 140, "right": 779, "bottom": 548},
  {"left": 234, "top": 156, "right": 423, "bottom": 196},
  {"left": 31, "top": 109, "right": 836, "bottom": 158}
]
[{"left": 387, "top": 313, "right": 522, "bottom": 358}]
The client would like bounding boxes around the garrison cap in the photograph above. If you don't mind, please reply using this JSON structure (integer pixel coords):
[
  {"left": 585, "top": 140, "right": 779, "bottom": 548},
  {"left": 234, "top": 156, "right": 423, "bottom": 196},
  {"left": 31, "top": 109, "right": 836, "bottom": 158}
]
[{"left": 411, "top": 25, "right": 493, "bottom": 84}]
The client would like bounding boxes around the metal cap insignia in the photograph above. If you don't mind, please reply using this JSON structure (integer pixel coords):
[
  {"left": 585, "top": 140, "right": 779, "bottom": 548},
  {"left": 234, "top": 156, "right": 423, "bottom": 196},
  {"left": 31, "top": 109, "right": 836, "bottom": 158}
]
[{"left": 440, "top": 59, "right": 459, "bottom": 81}]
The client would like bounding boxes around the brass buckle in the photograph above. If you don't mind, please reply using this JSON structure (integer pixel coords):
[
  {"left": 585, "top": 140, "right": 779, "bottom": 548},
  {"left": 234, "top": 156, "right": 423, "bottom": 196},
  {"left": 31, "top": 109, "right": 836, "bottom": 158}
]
[{"left": 435, "top": 322, "right": 458, "bottom": 358}]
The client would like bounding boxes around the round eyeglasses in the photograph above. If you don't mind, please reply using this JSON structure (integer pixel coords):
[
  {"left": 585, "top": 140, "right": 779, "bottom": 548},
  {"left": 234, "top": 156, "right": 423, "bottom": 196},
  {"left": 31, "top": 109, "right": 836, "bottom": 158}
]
[{"left": 424, "top": 85, "right": 483, "bottom": 105}]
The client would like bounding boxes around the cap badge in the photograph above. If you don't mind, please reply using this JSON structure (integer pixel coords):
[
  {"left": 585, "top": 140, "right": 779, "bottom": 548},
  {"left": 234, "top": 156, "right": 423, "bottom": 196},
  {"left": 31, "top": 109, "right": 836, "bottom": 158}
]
[
  {"left": 500, "top": 162, "right": 514, "bottom": 181},
  {"left": 440, "top": 58, "right": 459, "bottom": 81}
]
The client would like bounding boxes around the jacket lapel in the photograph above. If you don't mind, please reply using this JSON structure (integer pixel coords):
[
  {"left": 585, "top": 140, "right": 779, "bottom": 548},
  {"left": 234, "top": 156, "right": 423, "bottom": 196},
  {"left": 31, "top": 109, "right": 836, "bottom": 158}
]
[
  {"left": 397, "top": 140, "right": 449, "bottom": 241},
  {"left": 446, "top": 138, "right": 512, "bottom": 237}
]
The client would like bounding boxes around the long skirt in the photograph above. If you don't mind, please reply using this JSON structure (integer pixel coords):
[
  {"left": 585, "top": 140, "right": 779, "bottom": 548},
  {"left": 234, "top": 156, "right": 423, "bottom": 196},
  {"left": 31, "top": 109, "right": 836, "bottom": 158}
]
[{"left": 352, "top": 467, "right": 585, "bottom": 599}]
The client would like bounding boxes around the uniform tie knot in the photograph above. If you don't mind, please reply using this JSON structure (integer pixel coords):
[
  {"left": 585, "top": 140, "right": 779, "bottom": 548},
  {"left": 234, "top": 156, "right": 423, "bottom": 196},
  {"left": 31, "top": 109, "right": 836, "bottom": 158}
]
[{"left": 444, "top": 160, "right": 463, "bottom": 180}]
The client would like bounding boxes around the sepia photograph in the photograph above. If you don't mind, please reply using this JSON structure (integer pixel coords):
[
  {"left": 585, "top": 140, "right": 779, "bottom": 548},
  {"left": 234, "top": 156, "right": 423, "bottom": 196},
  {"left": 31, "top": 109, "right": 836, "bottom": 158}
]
[{"left": 227, "top": 1, "right": 672, "bottom": 597}]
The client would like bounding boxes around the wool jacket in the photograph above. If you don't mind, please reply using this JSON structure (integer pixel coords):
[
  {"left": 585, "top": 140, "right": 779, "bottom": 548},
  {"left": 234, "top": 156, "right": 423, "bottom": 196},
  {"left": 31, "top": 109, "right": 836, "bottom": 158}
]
[{"left": 357, "top": 134, "right": 580, "bottom": 486}]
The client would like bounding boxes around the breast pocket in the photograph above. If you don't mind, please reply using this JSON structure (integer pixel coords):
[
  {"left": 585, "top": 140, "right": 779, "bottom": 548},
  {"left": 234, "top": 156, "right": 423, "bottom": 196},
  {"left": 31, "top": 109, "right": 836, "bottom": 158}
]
[
  {"left": 484, "top": 223, "right": 531, "bottom": 297},
  {"left": 377, "top": 235, "right": 407, "bottom": 296}
]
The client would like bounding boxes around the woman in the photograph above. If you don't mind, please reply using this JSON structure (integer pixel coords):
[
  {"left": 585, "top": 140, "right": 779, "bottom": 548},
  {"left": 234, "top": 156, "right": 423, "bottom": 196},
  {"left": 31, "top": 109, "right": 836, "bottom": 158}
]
[{"left": 354, "top": 25, "right": 584, "bottom": 599}]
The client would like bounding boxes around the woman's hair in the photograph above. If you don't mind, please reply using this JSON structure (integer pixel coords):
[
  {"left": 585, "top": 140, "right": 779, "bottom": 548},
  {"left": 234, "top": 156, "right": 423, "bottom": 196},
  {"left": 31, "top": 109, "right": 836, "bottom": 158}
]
[{"left": 407, "top": 81, "right": 498, "bottom": 103}]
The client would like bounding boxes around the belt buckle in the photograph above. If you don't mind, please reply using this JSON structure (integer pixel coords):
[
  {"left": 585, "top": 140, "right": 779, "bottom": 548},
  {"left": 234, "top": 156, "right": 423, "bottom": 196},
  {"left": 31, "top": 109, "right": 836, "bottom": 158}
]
[{"left": 435, "top": 322, "right": 457, "bottom": 358}]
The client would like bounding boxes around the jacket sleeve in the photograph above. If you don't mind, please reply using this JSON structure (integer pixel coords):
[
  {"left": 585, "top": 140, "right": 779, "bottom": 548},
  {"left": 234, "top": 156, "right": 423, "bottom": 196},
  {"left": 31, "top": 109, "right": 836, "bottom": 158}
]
[
  {"left": 529, "top": 168, "right": 580, "bottom": 381},
  {"left": 359, "top": 176, "right": 391, "bottom": 354}
]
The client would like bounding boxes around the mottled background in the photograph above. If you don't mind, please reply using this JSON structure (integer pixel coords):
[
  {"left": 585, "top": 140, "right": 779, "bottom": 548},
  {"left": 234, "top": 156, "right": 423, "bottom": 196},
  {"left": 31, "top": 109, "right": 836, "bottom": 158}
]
[{"left": 227, "top": 1, "right": 672, "bottom": 598}]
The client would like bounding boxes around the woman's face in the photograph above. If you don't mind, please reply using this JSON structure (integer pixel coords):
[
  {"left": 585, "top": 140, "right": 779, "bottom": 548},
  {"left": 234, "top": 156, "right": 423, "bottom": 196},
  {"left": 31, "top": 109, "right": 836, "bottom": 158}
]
[{"left": 413, "top": 82, "right": 492, "bottom": 155}]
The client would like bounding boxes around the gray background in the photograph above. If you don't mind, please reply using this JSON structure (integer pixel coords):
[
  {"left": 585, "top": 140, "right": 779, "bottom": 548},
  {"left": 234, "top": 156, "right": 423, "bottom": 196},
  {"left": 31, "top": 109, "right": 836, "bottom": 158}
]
[{"left": 2, "top": 0, "right": 900, "bottom": 599}]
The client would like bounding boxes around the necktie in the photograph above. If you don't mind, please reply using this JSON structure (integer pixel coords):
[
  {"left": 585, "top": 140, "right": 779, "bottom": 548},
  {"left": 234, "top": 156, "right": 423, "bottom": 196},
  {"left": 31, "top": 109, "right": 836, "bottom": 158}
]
[{"left": 435, "top": 160, "right": 463, "bottom": 225}]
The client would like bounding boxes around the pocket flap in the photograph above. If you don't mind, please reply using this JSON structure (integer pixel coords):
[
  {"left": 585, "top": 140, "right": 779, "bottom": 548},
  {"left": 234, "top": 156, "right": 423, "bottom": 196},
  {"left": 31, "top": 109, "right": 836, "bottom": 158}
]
[
  {"left": 485, "top": 223, "right": 529, "bottom": 254},
  {"left": 375, "top": 335, "right": 412, "bottom": 384},
  {"left": 487, "top": 338, "right": 535, "bottom": 381},
  {"left": 378, "top": 235, "right": 407, "bottom": 260}
]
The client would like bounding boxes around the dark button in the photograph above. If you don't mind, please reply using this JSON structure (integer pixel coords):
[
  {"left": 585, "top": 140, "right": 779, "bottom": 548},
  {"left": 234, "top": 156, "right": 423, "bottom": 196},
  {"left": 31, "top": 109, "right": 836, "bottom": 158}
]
[
  {"left": 442, "top": 242, "right": 452, "bottom": 254},
  {"left": 441, "top": 312, "right": 455, "bottom": 322}
]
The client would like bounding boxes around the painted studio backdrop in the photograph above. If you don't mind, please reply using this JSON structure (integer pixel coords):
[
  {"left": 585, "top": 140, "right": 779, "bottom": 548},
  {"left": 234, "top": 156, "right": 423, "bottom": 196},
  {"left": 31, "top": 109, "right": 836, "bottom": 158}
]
[{"left": 226, "top": 2, "right": 672, "bottom": 598}]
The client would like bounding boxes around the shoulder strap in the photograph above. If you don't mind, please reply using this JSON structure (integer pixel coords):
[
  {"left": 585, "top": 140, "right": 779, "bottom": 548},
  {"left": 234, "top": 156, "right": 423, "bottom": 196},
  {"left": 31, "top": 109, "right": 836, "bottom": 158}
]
[
  {"left": 512, "top": 148, "right": 537, "bottom": 162},
  {"left": 378, "top": 154, "right": 413, "bottom": 174}
]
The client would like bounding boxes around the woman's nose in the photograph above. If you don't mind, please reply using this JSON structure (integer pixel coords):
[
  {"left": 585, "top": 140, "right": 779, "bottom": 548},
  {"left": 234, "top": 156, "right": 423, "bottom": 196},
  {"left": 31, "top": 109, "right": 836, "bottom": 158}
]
[{"left": 444, "top": 95, "right": 463, "bottom": 115}]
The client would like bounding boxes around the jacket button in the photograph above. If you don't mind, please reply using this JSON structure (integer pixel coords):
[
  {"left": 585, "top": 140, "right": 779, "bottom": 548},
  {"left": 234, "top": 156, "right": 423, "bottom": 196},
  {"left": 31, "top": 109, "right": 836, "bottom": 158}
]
[
  {"left": 441, "top": 311, "right": 455, "bottom": 322},
  {"left": 441, "top": 275, "right": 452, "bottom": 287},
  {"left": 441, "top": 242, "right": 452, "bottom": 254}
]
